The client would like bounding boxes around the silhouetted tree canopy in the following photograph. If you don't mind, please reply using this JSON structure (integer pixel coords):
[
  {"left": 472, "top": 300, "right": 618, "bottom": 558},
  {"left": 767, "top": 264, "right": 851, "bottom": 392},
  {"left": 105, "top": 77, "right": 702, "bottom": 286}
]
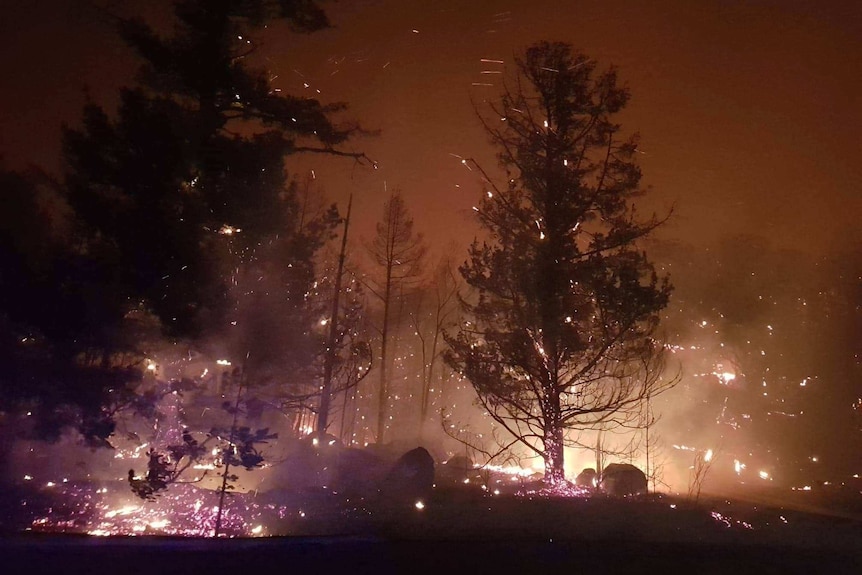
[
  {"left": 446, "top": 42, "right": 674, "bottom": 485},
  {"left": 0, "top": 169, "right": 145, "bottom": 445},
  {"left": 366, "top": 191, "right": 426, "bottom": 443},
  {"left": 64, "top": 0, "right": 366, "bottom": 338},
  {"left": 0, "top": 0, "right": 367, "bottom": 447}
]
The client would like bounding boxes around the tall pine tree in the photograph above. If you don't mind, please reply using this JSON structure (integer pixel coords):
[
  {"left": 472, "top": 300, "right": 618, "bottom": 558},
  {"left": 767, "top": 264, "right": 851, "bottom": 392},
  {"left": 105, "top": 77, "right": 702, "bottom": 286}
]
[
  {"left": 64, "top": 0, "right": 367, "bottom": 339},
  {"left": 446, "top": 42, "right": 674, "bottom": 486}
]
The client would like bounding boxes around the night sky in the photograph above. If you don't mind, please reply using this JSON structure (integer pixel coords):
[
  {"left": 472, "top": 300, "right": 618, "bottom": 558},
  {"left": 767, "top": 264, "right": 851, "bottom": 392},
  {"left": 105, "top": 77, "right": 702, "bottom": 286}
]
[{"left": 2, "top": 0, "right": 860, "bottom": 254}]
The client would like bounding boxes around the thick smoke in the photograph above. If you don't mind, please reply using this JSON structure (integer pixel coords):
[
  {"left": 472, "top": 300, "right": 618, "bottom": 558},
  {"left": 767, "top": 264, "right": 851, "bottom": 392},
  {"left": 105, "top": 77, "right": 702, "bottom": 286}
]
[{"left": 646, "top": 235, "right": 862, "bottom": 494}]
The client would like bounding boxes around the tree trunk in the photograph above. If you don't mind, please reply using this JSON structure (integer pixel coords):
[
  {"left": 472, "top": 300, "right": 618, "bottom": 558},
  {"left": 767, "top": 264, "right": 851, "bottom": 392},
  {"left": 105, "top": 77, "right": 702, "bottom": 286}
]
[
  {"left": 414, "top": 315, "right": 429, "bottom": 441},
  {"left": 214, "top": 371, "right": 244, "bottom": 538},
  {"left": 544, "top": 424, "right": 566, "bottom": 486},
  {"left": 645, "top": 394, "right": 651, "bottom": 492},
  {"left": 421, "top": 308, "right": 442, "bottom": 431},
  {"left": 317, "top": 193, "right": 352, "bottom": 440},
  {"left": 376, "top": 276, "right": 392, "bottom": 444}
]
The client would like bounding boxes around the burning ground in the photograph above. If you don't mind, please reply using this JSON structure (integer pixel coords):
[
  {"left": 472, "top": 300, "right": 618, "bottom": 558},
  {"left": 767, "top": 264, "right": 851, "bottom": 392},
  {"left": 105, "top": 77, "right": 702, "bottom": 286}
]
[
  {"left": 2, "top": 445, "right": 861, "bottom": 573},
  {"left": 1, "top": 482, "right": 861, "bottom": 574}
]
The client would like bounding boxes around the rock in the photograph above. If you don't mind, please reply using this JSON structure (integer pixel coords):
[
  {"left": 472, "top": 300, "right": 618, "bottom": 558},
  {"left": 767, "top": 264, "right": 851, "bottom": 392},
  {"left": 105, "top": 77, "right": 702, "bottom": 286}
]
[
  {"left": 600, "top": 463, "right": 647, "bottom": 496},
  {"left": 575, "top": 467, "right": 598, "bottom": 489},
  {"left": 381, "top": 447, "right": 435, "bottom": 503}
]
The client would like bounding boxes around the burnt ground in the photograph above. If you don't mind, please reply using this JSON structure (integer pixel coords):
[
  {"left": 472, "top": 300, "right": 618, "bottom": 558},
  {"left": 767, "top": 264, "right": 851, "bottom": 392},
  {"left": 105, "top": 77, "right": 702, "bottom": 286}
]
[
  {"left": 1, "top": 533, "right": 859, "bottom": 575},
  {"left": 1, "top": 484, "right": 861, "bottom": 574}
]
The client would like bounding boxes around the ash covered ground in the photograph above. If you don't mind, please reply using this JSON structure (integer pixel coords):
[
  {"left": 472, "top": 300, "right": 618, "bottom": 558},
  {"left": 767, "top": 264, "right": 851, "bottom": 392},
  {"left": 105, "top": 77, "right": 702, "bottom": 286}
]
[{"left": 2, "top": 471, "right": 860, "bottom": 575}]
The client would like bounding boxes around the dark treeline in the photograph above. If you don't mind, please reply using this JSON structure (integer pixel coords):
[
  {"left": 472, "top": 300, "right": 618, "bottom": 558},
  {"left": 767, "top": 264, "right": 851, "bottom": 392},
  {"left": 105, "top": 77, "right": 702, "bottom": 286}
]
[
  {"left": 0, "top": 0, "right": 370, "bottom": 449},
  {"left": 0, "top": 1, "right": 469, "bottom": 492}
]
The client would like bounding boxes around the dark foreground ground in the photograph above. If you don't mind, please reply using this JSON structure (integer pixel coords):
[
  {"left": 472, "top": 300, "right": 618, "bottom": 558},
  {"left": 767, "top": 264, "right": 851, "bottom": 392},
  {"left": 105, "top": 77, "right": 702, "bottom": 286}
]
[
  {"left": 1, "top": 531, "right": 859, "bottom": 575},
  {"left": 3, "top": 487, "right": 861, "bottom": 575}
]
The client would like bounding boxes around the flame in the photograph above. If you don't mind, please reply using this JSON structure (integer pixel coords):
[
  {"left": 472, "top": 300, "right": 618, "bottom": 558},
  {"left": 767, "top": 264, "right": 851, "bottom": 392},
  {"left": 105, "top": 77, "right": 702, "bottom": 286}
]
[
  {"left": 25, "top": 480, "right": 284, "bottom": 537},
  {"left": 218, "top": 225, "right": 241, "bottom": 235}
]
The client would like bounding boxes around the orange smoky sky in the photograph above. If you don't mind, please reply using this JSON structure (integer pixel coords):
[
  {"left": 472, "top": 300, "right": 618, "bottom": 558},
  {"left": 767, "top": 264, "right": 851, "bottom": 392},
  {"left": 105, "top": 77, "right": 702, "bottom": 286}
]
[{"left": 0, "top": 0, "right": 860, "bottom": 256}]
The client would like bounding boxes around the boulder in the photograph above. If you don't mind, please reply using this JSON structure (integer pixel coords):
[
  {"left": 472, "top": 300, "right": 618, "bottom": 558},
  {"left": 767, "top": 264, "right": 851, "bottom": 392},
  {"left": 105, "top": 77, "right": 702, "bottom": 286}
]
[
  {"left": 575, "top": 467, "right": 598, "bottom": 489},
  {"left": 600, "top": 463, "right": 647, "bottom": 496},
  {"left": 381, "top": 447, "right": 435, "bottom": 503}
]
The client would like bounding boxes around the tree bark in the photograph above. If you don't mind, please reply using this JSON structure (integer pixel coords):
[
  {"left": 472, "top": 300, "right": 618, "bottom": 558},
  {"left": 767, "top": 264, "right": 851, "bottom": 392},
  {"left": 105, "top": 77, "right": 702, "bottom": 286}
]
[{"left": 317, "top": 193, "right": 352, "bottom": 440}]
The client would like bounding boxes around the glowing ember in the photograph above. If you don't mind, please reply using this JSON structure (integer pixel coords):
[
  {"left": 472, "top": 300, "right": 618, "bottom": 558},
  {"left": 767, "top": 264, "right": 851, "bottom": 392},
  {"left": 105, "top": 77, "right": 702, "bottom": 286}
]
[
  {"left": 710, "top": 511, "right": 753, "bottom": 530},
  {"left": 481, "top": 463, "right": 542, "bottom": 478},
  {"left": 23, "top": 481, "right": 289, "bottom": 537},
  {"left": 713, "top": 370, "right": 736, "bottom": 385}
]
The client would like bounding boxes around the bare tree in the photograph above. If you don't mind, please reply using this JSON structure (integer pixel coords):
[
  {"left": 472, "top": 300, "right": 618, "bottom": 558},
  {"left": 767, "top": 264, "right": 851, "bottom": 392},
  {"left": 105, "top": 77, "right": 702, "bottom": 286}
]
[
  {"left": 688, "top": 448, "right": 715, "bottom": 503},
  {"left": 366, "top": 190, "right": 426, "bottom": 443},
  {"left": 410, "top": 256, "right": 462, "bottom": 440},
  {"left": 317, "top": 192, "right": 353, "bottom": 439},
  {"left": 445, "top": 42, "right": 675, "bottom": 486}
]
